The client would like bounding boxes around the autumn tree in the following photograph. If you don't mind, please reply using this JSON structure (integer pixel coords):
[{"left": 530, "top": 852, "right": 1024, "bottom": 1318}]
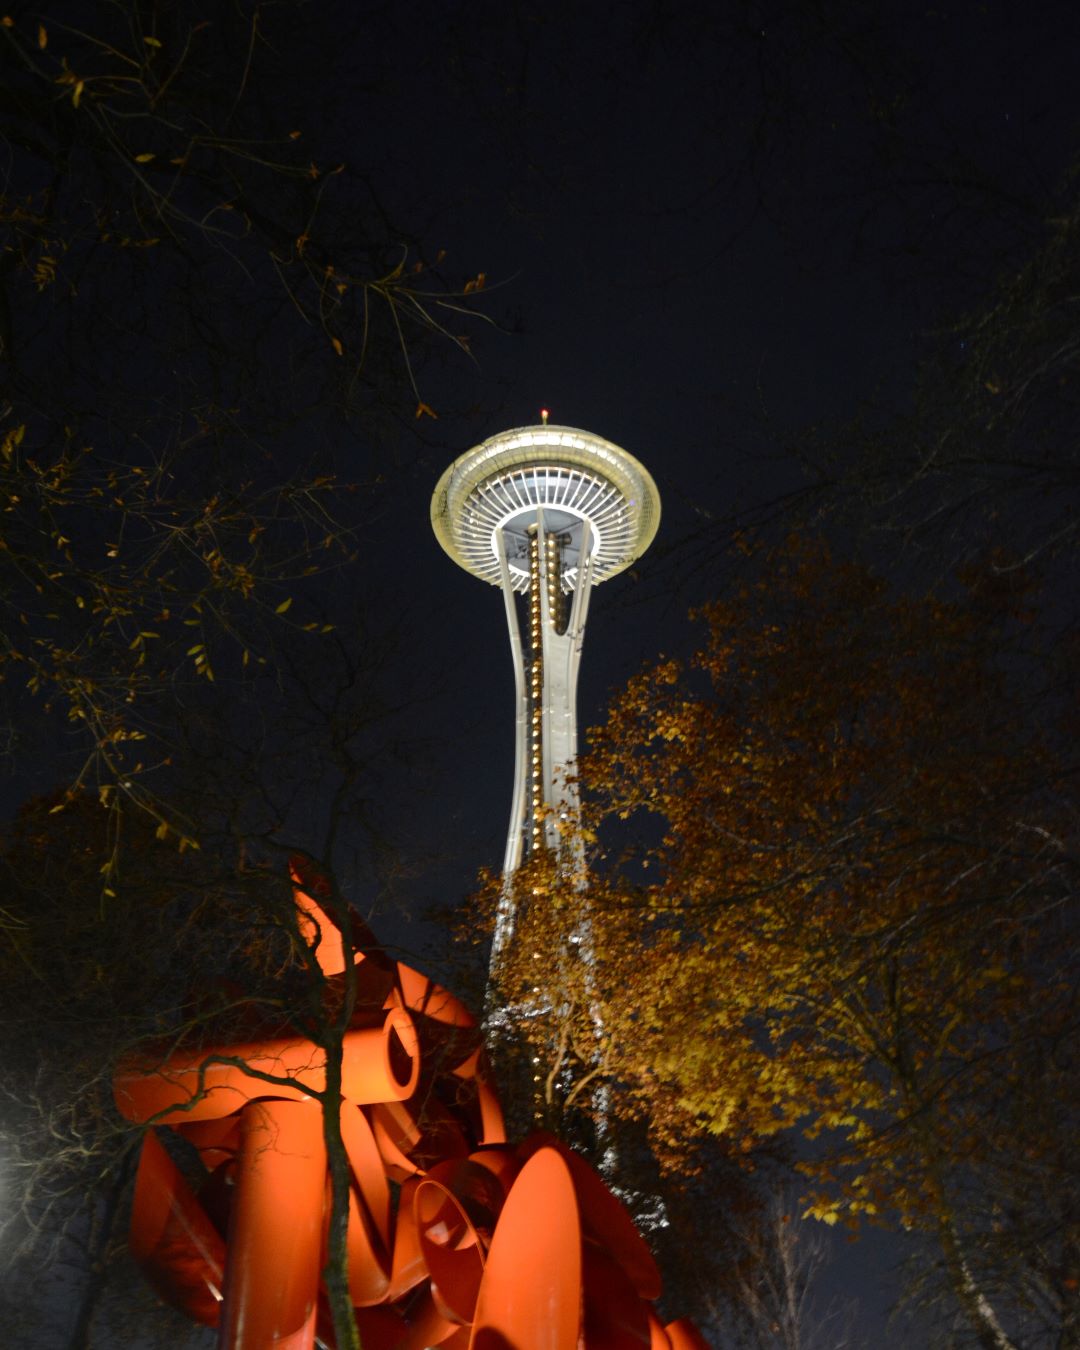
[
  {"left": 0, "top": 577, "right": 439, "bottom": 1347},
  {"left": 0, "top": 0, "right": 488, "bottom": 845},
  {"left": 0, "top": 797, "right": 398, "bottom": 1347},
  {"left": 787, "top": 190, "right": 1080, "bottom": 586},
  {"left": 702, "top": 1190, "right": 859, "bottom": 1350},
  {"left": 0, "top": 790, "right": 259, "bottom": 1346},
  {"left": 478, "top": 538, "right": 1076, "bottom": 1350},
  {"left": 1, "top": 5, "right": 491, "bottom": 1343}
]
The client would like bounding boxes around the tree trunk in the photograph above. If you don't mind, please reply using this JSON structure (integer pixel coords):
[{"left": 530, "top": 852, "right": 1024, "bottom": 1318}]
[
  {"left": 320, "top": 883, "right": 362, "bottom": 1350},
  {"left": 67, "top": 1149, "right": 134, "bottom": 1350},
  {"left": 933, "top": 1204, "right": 1018, "bottom": 1350},
  {"left": 321, "top": 1043, "right": 361, "bottom": 1350}
]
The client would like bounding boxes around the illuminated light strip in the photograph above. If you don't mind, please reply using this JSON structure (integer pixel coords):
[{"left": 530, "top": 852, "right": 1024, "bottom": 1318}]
[
  {"left": 528, "top": 529, "right": 544, "bottom": 853},
  {"left": 470, "top": 469, "right": 618, "bottom": 590},
  {"left": 546, "top": 530, "right": 562, "bottom": 636}
]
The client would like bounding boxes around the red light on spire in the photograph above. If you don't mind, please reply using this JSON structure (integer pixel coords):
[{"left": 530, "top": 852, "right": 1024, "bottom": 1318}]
[{"left": 540, "top": 407, "right": 550, "bottom": 425}]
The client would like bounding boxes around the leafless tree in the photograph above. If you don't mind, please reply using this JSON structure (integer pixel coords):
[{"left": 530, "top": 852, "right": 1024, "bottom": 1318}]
[{"left": 702, "top": 1191, "right": 859, "bottom": 1350}]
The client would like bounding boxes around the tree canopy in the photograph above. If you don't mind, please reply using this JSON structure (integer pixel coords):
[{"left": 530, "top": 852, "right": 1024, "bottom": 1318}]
[
  {"left": 0, "top": 0, "right": 487, "bottom": 853},
  {"left": 477, "top": 536, "right": 1077, "bottom": 1350},
  {"left": 0, "top": 6, "right": 490, "bottom": 1344}
]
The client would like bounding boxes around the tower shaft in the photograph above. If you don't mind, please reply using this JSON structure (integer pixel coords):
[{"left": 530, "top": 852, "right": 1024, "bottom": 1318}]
[
  {"left": 498, "top": 515, "right": 594, "bottom": 873},
  {"left": 490, "top": 515, "right": 593, "bottom": 970},
  {"left": 430, "top": 423, "right": 660, "bottom": 976}
]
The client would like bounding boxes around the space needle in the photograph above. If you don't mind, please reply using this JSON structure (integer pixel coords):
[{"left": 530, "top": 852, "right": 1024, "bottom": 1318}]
[{"left": 431, "top": 419, "right": 660, "bottom": 968}]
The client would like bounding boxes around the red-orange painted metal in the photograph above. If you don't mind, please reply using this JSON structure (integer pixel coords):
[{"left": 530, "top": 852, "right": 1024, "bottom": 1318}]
[
  {"left": 582, "top": 1244, "right": 652, "bottom": 1348},
  {"left": 386, "top": 1176, "right": 429, "bottom": 1301},
  {"left": 114, "top": 1006, "right": 419, "bottom": 1124},
  {"left": 221, "top": 1099, "right": 327, "bottom": 1349},
  {"left": 340, "top": 1102, "right": 393, "bottom": 1305},
  {"left": 520, "top": 1133, "right": 662, "bottom": 1300},
  {"left": 469, "top": 1147, "right": 582, "bottom": 1350},
  {"left": 664, "top": 1320, "right": 715, "bottom": 1350},
  {"left": 129, "top": 1127, "right": 225, "bottom": 1326},
  {"left": 414, "top": 1176, "right": 487, "bottom": 1324},
  {"left": 114, "top": 867, "right": 714, "bottom": 1349},
  {"left": 647, "top": 1310, "right": 674, "bottom": 1350}
]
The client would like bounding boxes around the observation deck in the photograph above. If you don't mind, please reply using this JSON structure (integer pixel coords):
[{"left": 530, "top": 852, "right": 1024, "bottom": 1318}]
[{"left": 431, "top": 425, "right": 660, "bottom": 594}]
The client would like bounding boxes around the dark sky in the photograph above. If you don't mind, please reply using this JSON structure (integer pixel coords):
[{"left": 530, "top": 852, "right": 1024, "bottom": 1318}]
[
  {"left": 309, "top": 0, "right": 1079, "bottom": 918},
  {"left": 6, "top": 1, "right": 1080, "bottom": 1343},
  {"left": 263, "top": 7, "right": 1078, "bottom": 1340}
]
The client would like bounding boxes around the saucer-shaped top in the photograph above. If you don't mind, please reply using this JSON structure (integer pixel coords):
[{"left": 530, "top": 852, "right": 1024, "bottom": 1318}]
[{"left": 431, "top": 425, "right": 660, "bottom": 593}]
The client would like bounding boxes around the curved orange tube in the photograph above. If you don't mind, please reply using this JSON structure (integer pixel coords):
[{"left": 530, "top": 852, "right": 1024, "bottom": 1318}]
[
  {"left": 177, "top": 1114, "right": 241, "bottom": 1170},
  {"left": 294, "top": 885, "right": 354, "bottom": 977},
  {"left": 450, "top": 1046, "right": 508, "bottom": 1146},
  {"left": 582, "top": 1244, "right": 651, "bottom": 1348},
  {"left": 220, "top": 1099, "right": 326, "bottom": 1350},
  {"left": 393, "top": 1288, "right": 468, "bottom": 1350},
  {"left": 369, "top": 1090, "right": 478, "bottom": 1165},
  {"left": 647, "top": 1310, "right": 673, "bottom": 1349},
  {"left": 664, "top": 1320, "right": 714, "bottom": 1350},
  {"left": 114, "top": 1006, "right": 419, "bottom": 1124},
  {"left": 469, "top": 1147, "right": 582, "bottom": 1350},
  {"left": 340, "top": 1103, "right": 392, "bottom": 1253},
  {"left": 129, "top": 1128, "right": 225, "bottom": 1326},
  {"left": 425, "top": 1156, "right": 511, "bottom": 1236},
  {"left": 415, "top": 1177, "right": 486, "bottom": 1324},
  {"left": 395, "top": 963, "right": 476, "bottom": 1033},
  {"left": 387, "top": 1176, "right": 429, "bottom": 1300},
  {"left": 117, "top": 871, "right": 716, "bottom": 1350},
  {"left": 466, "top": 1146, "right": 520, "bottom": 1200},
  {"left": 344, "top": 1179, "right": 392, "bottom": 1307},
  {"left": 519, "top": 1134, "right": 661, "bottom": 1300},
  {"left": 371, "top": 1100, "right": 426, "bottom": 1181}
]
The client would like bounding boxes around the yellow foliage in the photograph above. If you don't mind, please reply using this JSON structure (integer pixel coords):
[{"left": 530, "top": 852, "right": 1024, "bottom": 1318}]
[{"left": 471, "top": 540, "right": 1074, "bottom": 1232}]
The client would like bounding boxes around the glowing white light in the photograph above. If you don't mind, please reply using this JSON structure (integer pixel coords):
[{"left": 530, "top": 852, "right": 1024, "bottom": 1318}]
[{"left": 431, "top": 426, "right": 660, "bottom": 594}]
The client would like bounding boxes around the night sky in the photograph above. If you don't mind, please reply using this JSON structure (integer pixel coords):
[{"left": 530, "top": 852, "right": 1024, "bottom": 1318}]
[
  {"left": 306, "top": 7, "right": 1079, "bottom": 1340},
  {"left": 4, "top": 1, "right": 1080, "bottom": 1344},
  {"left": 324, "top": 1, "right": 1079, "bottom": 928}
]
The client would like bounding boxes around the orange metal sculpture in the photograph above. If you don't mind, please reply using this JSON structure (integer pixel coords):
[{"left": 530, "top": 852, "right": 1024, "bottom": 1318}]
[{"left": 114, "top": 864, "right": 711, "bottom": 1349}]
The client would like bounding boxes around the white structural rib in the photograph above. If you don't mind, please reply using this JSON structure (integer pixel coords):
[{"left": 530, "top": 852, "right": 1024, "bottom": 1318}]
[
  {"left": 496, "top": 527, "right": 528, "bottom": 878},
  {"left": 431, "top": 425, "right": 660, "bottom": 597}
]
